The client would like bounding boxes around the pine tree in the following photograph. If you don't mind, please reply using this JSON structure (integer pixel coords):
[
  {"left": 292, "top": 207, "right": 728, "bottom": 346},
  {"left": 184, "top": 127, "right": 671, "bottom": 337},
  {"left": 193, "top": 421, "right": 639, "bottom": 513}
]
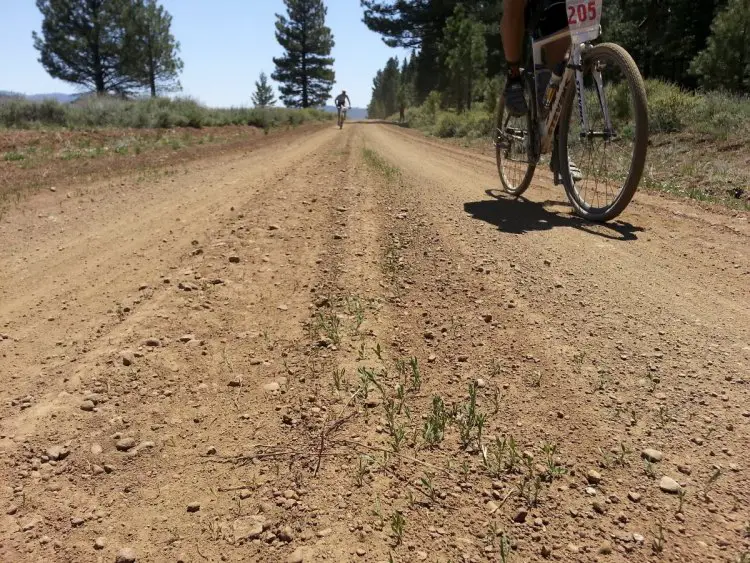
[
  {"left": 252, "top": 72, "right": 277, "bottom": 107},
  {"left": 124, "top": 0, "right": 183, "bottom": 97},
  {"left": 440, "top": 5, "right": 487, "bottom": 111},
  {"left": 272, "top": 0, "right": 335, "bottom": 108},
  {"left": 690, "top": 0, "right": 750, "bottom": 92},
  {"left": 367, "top": 57, "right": 402, "bottom": 118},
  {"left": 32, "top": 0, "right": 139, "bottom": 94}
]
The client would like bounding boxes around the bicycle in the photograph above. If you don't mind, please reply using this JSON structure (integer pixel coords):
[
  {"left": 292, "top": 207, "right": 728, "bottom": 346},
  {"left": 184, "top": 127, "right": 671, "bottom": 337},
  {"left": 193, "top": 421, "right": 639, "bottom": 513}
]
[
  {"left": 495, "top": 0, "right": 648, "bottom": 221},
  {"left": 338, "top": 106, "right": 348, "bottom": 129}
]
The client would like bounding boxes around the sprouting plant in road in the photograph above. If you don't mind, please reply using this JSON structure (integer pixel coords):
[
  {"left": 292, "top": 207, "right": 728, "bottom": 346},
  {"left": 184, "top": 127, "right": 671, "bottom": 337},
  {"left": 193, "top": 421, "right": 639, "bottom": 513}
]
[
  {"left": 658, "top": 405, "right": 671, "bottom": 427},
  {"left": 644, "top": 460, "right": 657, "bottom": 479},
  {"left": 395, "top": 358, "right": 408, "bottom": 383},
  {"left": 423, "top": 395, "right": 448, "bottom": 446},
  {"left": 461, "top": 460, "right": 470, "bottom": 483},
  {"left": 594, "top": 371, "right": 609, "bottom": 392},
  {"left": 384, "top": 398, "right": 397, "bottom": 433},
  {"left": 482, "top": 436, "right": 507, "bottom": 477},
  {"left": 358, "top": 340, "right": 366, "bottom": 360},
  {"left": 316, "top": 311, "right": 341, "bottom": 345},
  {"left": 457, "top": 382, "right": 484, "bottom": 448},
  {"left": 420, "top": 473, "right": 438, "bottom": 503},
  {"left": 409, "top": 357, "right": 421, "bottom": 392},
  {"left": 390, "top": 511, "right": 405, "bottom": 546},
  {"left": 373, "top": 343, "right": 383, "bottom": 361},
  {"left": 541, "top": 440, "right": 566, "bottom": 481},
  {"left": 357, "top": 366, "right": 384, "bottom": 400},
  {"left": 529, "top": 370, "right": 543, "bottom": 388},
  {"left": 490, "top": 387, "right": 501, "bottom": 414},
  {"left": 506, "top": 435, "right": 520, "bottom": 472},
  {"left": 499, "top": 532, "right": 513, "bottom": 563},
  {"left": 355, "top": 455, "right": 372, "bottom": 487},
  {"left": 391, "top": 424, "right": 406, "bottom": 452},
  {"left": 347, "top": 296, "right": 365, "bottom": 333},
  {"left": 395, "top": 384, "right": 405, "bottom": 413},
  {"left": 615, "top": 442, "right": 631, "bottom": 467},
  {"left": 572, "top": 350, "right": 586, "bottom": 373},
  {"left": 677, "top": 488, "right": 687, "bottom": 514},
  {"left": 704, "top": 468, "right": 722, "bottom": 500},
  {"left": 332, "top": 367, "right": 346, "bottom": 391},
  {"left": 652, "top": 521, "right": 666, "bottom": 554},
  {"left": 373, "top": 496, "right": 385, "bottom": 528},
  {"left": 516, "top": 473, "right": 542, "bottom": 508}
]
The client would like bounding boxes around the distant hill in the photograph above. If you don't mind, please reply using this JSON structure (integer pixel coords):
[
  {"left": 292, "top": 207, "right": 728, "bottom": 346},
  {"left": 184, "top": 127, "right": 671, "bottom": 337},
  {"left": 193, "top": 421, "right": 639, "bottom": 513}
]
[
  {"left": 27, "top": 93, "right": 80, "bottom": 103},
  {"left": 323, "top": 105, "right": 367, "bottom": 120},
  {"left": 0, "top": 91, "right": 79, "bottom": 103}
]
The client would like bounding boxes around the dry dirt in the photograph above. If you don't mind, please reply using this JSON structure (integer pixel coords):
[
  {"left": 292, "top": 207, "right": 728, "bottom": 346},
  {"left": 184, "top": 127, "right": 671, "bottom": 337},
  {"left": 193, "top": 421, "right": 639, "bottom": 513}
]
[{"left": 0, "top": 122, "right": 748, "bottom": 563}]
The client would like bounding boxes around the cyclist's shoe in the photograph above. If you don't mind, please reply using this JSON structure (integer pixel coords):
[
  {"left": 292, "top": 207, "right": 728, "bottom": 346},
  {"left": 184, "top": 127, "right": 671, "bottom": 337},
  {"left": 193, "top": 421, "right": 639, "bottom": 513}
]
[
  {"left": 569, "top": 160, "right": 583, "bottom": 182},
  {"left": 550, "top": 156, "right": 584, "bottom": 182},
  {"left": 504, "top": 75, "right": 528, "bottom": 117}
]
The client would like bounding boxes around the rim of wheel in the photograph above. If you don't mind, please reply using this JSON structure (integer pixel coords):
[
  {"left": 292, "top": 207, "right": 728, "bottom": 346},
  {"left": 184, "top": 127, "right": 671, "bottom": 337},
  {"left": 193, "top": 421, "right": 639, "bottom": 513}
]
[
  {"left": 563, "top": 50, "right": 642, "bottom": 215},
  {"left": 496, "top": 110, "right": 534, "bottom": 194}
]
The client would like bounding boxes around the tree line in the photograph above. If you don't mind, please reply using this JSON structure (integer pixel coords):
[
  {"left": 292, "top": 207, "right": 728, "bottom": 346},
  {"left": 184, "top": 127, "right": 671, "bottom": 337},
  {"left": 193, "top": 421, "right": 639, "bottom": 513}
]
[
  {"left": 32, "top": 0, "right": 338, "bottom": 108},
  {"left": 34, "top": 0, "right": 183, "bottom": 97},
  {"left": 364, "top": 0, "right": 750, "bottom": 118}
]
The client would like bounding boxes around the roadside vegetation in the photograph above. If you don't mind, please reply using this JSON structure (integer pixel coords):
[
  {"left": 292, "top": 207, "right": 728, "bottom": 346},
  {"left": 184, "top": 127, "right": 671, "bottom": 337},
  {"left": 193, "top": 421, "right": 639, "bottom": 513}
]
[
  {"left": 393, "top": 81, "right": 750, "bottom": 209},
  {"left": 0, "top": 96, "right": 331, "bottom": 130},
  {"left": 363, "top": 0, "right": 750, "bottom": 210}
]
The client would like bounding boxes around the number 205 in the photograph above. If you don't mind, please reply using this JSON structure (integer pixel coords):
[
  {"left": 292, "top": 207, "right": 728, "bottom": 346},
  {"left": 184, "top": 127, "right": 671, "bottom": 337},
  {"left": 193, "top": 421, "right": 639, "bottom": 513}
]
[{"left": 568, "top": 1, "right": 597, "bottom": 24}]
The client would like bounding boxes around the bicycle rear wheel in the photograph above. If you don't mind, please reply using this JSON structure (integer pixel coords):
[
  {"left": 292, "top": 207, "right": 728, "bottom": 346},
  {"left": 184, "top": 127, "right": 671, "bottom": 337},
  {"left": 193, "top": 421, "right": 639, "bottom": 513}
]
[
  {"left": 495, "top": 83, "right": 536, "bottom": 197},
  {"left": 558, "top": 43, "right": 648, "bottom": 221}
]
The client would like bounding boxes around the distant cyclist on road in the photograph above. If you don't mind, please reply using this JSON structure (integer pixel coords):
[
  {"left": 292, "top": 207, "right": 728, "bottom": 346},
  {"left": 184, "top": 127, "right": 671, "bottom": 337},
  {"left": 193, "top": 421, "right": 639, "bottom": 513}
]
[{"left": 335, "top": 90, "right": 351, "bottom": 124}]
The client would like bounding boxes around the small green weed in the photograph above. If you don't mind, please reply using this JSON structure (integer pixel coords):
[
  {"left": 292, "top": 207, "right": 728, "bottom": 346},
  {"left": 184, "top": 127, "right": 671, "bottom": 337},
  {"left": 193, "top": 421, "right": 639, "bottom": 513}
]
[{"left": 390, "top": 511, "right": 405, "bottom": 546}]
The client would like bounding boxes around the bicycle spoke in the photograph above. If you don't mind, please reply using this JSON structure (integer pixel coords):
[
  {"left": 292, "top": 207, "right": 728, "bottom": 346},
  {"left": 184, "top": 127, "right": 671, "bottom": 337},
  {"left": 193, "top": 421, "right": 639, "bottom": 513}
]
[{"left": 564, "top": 48, "right": 641, "bottom": 216}]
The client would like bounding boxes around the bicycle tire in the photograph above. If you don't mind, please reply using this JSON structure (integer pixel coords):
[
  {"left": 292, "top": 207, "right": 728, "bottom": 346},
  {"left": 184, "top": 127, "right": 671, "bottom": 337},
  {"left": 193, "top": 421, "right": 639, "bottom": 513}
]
[
  {"left": 557, "top": 43, "right": 648, "bottom": 222},
  {"left": 495, "top": 88, "right": 536, "bottom": 197}
]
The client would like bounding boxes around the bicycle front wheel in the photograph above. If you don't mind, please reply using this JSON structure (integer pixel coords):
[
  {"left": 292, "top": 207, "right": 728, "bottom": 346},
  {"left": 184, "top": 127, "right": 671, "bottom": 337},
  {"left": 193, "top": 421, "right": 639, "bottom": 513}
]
[
  {"left": 495, "top": 85, "right": 536, "bottom": 197},
  {"left": 558, "top": 43, "right": 648, "bottom": 221}
]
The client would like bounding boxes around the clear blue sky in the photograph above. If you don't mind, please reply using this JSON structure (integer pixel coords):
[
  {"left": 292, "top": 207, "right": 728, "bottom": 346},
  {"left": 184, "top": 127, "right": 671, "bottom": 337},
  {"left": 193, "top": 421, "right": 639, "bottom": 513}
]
[{"left": 0, "top": 0, "right": 407, "bottom": 108}]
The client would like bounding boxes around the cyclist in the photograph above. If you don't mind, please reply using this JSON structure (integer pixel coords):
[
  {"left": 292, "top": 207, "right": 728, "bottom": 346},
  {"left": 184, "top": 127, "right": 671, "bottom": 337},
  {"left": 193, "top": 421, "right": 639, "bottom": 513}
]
[
  {"left": 501, "top": 0, "right": 568, "bottom": 116},
  {"left": 334, "top": 90, "right": 351, "bottom": 123},
  {"left": 501, "top": 0, "right": 582, "bottom": 180}
]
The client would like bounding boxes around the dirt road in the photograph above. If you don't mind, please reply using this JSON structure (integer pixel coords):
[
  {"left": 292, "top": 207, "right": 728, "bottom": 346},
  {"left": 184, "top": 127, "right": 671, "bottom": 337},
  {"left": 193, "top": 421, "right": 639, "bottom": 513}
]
[{"left": 1, "top": 122, "right": 748, "bottom": 563}]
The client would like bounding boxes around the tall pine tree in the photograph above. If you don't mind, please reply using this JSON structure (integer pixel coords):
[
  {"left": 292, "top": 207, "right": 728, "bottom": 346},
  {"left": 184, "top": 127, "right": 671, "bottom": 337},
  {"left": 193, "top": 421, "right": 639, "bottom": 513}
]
[
  {"left": 440, "top": 5, "right": 487, "bottom": 111},
  {"left": 252, "top": 72, "right": 277, "bottom": 107},
  {"left": 33, "top": 0, "right": 138, "bottom": 94},
  {"left": 690, "top": 0, "right": 750, "bottom": 92},
  {"left": 272, "top": 0, "right": 335, "bottom": 108},
  {"left": 124, "top": 0, "right": 183, "bottom": 97}
]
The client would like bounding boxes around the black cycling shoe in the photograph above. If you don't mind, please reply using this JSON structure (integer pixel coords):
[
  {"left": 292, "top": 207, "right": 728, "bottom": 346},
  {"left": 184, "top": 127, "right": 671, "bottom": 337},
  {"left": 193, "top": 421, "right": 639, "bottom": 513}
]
[{"left": 504, "top": 75, "right": 528, "bottom": 117}]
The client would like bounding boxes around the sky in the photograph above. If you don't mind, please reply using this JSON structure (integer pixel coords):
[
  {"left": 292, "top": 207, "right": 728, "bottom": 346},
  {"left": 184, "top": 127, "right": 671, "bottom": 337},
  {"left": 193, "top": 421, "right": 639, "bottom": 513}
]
[{"left": 0, "top": 0, "right": 407, "bottom": 108}]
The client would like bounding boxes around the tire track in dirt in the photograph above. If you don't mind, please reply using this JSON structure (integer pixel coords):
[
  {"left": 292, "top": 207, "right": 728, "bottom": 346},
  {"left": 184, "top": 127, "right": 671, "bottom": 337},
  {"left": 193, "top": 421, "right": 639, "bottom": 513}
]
[
  {"left": 352, "top": 123, "right": 749, "bottom": 562},
  {"left": 0, "top": 125, "right": 349, "bottom": 561},
  {"left": 0, "top": 127, "right": 338, "bottom": 445}
]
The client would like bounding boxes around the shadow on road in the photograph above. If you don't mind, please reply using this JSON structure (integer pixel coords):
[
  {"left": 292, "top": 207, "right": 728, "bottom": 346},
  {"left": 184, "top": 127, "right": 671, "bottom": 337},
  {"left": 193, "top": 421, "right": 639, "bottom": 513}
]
[
  {"left": 464, "top": 189, "right": 644, "bottom": 241},
  {"left": 353, "top": 119, "right": 410, "bottom": 128}
]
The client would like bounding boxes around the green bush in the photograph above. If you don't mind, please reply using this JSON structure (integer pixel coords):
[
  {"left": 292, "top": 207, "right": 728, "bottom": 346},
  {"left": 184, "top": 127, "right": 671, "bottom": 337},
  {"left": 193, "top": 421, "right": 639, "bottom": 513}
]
[
  {"left": 0, "top": 96, "right": 332, "bottom": 130},
  {"left": 645, "top": 81, "right": 698, "bottom": 133},
  {"left": 395, "top": 78, "right": 749, "bottom": 143},
  {"left": 434, "top": 112, "right": 463, "bottom": 137}
]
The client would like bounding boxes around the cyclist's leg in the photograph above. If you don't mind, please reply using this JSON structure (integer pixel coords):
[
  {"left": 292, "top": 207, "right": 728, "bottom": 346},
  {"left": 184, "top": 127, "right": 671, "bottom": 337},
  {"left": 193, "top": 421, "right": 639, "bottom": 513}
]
[{"left": 501, "top": 0, "right": 529, "bottom": 116}]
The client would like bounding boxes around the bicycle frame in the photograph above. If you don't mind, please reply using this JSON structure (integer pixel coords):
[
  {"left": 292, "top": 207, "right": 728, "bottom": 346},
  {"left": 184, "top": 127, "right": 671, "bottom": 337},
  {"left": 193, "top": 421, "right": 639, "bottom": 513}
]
[{"left": 528, "top": 0, "right": 613, "bottom": 154}]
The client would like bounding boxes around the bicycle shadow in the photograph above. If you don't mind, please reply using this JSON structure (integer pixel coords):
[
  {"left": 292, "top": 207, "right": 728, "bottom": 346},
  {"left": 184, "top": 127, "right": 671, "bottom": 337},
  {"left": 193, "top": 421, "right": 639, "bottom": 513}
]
[{"left": 464, "top": 189, "right": 644, "bottom": 241}]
